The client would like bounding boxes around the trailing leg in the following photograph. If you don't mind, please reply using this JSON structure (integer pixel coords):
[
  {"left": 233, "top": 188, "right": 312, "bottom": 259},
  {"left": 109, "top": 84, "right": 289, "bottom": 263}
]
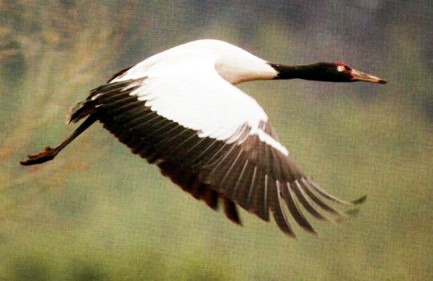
[{"left": 20, "top": 114, "right": 98, "bottom": 166}]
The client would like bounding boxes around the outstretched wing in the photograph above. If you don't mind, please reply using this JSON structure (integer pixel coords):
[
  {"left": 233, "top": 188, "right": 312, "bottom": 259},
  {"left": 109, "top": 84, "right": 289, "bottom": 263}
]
[{"left": 69, "top": 58, "right": 364, "bottom": 237}]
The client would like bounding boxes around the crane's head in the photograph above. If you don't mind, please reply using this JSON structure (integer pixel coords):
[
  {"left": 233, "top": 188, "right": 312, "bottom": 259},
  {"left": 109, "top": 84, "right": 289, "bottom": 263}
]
[{"left": 330, "top": 62, "right": 386, "bottom": 84}]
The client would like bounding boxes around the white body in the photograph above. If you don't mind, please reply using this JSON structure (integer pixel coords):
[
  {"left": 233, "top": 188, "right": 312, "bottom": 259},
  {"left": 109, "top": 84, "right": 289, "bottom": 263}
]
[{"left": 110, "top": 39, "right": 286, "bottom": 154}]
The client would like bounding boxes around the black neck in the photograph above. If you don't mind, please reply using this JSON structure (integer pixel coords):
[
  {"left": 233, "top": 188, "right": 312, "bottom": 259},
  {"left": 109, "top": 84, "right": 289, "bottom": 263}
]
[{"left": 269, "top": 62, "right": 350, "bottom": 82}]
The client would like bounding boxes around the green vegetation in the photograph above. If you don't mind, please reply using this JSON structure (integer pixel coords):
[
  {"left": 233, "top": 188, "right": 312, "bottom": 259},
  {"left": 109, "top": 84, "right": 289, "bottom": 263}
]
[{"left": 1, "top": 1, "right": 432, "bottom": 280}]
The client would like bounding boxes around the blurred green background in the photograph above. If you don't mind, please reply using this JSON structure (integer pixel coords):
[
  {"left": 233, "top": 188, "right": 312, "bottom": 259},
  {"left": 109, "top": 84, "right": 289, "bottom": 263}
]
[{"left": 1, "top": 0, "right": 432, "bottom": 280}]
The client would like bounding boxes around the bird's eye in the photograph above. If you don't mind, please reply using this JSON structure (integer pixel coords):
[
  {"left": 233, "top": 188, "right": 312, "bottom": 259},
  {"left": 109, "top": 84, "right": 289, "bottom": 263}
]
[{"left": 337, "top": 65, "right": 346, "bottom": 72}]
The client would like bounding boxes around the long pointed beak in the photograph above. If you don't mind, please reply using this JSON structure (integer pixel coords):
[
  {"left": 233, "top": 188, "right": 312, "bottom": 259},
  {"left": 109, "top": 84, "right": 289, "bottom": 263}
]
[{"left": 351, "top": 69, "right": 387, "bottom": 84}]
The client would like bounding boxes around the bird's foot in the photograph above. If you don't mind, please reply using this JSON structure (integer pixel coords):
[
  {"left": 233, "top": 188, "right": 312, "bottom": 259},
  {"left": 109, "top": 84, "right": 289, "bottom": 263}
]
[{"left": 20, "top": 146, "right": 58, "bottom": 166}]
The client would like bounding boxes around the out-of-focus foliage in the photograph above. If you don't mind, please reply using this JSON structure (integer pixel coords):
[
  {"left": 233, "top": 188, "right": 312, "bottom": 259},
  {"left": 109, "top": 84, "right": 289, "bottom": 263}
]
[{"left": 1, "top": 1, "right": 432, "bottom": 280}]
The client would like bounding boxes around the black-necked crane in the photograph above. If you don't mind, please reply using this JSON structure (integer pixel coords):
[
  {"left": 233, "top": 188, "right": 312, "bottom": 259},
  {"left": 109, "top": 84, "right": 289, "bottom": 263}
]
[{"left": 21, "top": 39, "right": 386, "bottom": 237}]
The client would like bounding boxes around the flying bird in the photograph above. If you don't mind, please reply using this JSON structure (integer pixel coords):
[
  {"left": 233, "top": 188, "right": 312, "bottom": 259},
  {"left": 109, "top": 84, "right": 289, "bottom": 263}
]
[{"left": 21, "top": 39, "right": 386, "bottom": 237}]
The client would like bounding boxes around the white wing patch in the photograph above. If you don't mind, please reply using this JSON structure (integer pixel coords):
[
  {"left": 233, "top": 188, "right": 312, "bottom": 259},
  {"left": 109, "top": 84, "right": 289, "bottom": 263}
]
[
  {"left": 256, "top": 129, "right": 289, "bottom": 155},
  {"left": 125, "top": 58, "right": 263, "bottom": 133}
]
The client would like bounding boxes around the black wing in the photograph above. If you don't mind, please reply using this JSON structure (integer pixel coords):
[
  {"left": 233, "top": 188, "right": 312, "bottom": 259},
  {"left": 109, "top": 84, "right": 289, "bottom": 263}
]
[{"left": 69, "top": 78, "right": 365, "bottom": 237}]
